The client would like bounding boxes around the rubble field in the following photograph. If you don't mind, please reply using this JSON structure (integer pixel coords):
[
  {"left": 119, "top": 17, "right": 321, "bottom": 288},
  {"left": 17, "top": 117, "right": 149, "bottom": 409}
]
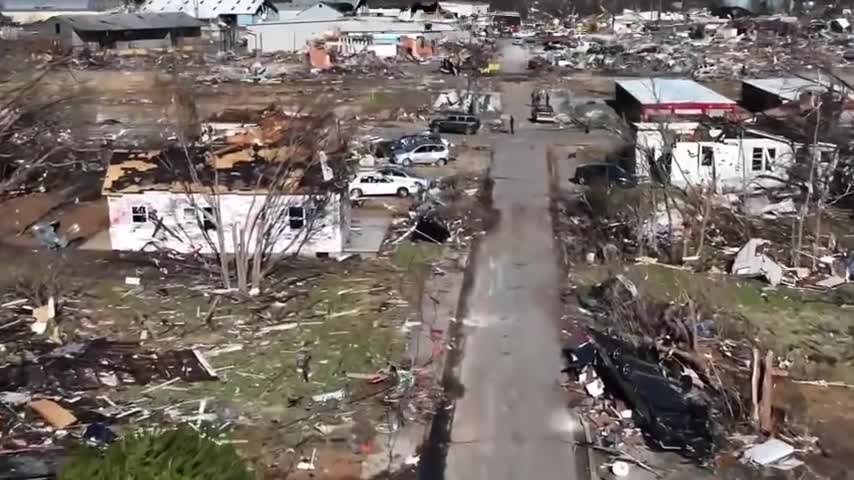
[
  {"left": 0, "top": 245, "right": 432, "bottom": 474},
  {"left": 550, "top": 167, "right": 854, "bottom": 478}
]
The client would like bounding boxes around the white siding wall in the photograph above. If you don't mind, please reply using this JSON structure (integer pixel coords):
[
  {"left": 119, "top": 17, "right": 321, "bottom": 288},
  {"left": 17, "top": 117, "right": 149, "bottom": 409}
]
[
  {"left": 106, "top": 191, "right": 348, "bottom": 256},
  {"left": 247, "top": 20, "right": 341, "bottom": 52},
  {"left": 635, "top": 130, "right": 795, "bottom": 193},
  {"left": 669, "top": 141, "right": 738, "bottom": 190}
]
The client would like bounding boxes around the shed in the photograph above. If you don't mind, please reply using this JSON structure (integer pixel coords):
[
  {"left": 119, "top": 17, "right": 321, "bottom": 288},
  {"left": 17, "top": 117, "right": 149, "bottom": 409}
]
[
  {"left": 37, "top": 12, "right": 204, "bottom": 49},
  {"left": 615, "top": 78, "right": 738, "bottom": 122},
  {"left": 740, "top": 77, "right": 854, "bottom": 113}
]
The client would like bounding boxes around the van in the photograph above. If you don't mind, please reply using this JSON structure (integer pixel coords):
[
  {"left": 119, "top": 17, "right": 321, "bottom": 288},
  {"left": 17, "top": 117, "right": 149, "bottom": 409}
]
[{"left": 429, "top": 112, "right": 481, "bottom": 135}]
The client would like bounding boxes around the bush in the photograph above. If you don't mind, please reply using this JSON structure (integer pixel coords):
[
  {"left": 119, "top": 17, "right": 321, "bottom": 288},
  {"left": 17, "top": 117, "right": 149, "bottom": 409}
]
[{"left": 59, "top": 427, "right": 253, "bottom": 480}]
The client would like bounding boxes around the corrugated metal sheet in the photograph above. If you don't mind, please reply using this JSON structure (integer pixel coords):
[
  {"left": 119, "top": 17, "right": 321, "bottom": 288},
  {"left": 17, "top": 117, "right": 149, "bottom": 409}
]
[
  {"left": 142, "top": 0, "right": 264, "bottom": 18},
  {"left": 742, "top": 77, "right": 824, "bottom": 102},
  {"left": 56, "top": 12, "right": 205, "bottom": 31},
  {"left": 617, "top": 78, "right": 736, "bottom": 105}
]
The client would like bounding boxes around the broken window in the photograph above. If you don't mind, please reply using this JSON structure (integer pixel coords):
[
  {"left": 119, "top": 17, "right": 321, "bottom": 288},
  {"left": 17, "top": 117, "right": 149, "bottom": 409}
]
[
  {"left": 751, "top": 147, "right": 764, "bottom": 171},
  {"left": 765, "top": 148, "right": 776, "bottom": 171},
  {"left": 54, "top": 23, "right": 61, "bottom": 34},
  {"left": 701, "top": 146, "right": 713, "bottom": 167},
  {"left": 131, "top": 206, "right": 148, "bottom": 223},
  {"left": 201, "top": 207, "right": 216, "bottom": 231},
  {"left": 288, "top": 206, "right": 306, "bottom": 230}
]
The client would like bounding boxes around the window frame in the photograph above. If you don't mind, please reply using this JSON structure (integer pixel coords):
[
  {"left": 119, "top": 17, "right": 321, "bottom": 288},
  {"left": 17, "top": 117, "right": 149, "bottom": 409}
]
[
  {"left": 288, "top": 205, "right": 306, "bottom": 230},
  {"left": 182, "top": 207, "right": 197, "bottom": 224},
  {"left": 700, "top": 146, "right": 713, "bottom": 167},
  {"left": 751, "top": 147, "right": 764, "bottom": 172},
  {"left": 131, "top": 205, "right": 148, "bottom": 224},
  {"left": 201, "top": 206, "right": 217, "bottom": 231}
]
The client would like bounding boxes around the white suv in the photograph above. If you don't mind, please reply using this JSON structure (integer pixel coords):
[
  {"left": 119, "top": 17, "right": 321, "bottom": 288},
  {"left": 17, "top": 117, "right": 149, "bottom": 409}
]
[
  {"left": 350, "top": 172, "right": 426, "bottom": 198},
  {"left": 393, "top": 143, "right": 450, "bottom": 167}
]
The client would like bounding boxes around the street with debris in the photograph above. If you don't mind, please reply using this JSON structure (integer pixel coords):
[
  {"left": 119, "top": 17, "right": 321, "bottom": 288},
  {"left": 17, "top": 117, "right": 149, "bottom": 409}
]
[{"left": 446, "top": 48, "right": 589, "bottom": 480}]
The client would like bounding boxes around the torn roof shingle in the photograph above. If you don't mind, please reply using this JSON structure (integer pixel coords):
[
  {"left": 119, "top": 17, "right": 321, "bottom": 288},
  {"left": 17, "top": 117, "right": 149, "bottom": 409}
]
[
  {"left": 617, "top": 78, "right": 736, "bottom": 106},
  {"left": 141, "top": 0, "right": 266, "bottom": 18},
  {"left": 54, "top": 12, "right": 205, "bottom": 31},
  {"left": 104, "top": 147, "right": 310, "bottom": 195}
]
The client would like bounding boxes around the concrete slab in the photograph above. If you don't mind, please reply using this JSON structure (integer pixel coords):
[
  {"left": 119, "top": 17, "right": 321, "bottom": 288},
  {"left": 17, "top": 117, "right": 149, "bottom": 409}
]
[
  {"left": 345, "top": 209, "right": 392, "bottom": 256},
  {"left": 78, "top": 229, "right": 112, "bottom": 251}
]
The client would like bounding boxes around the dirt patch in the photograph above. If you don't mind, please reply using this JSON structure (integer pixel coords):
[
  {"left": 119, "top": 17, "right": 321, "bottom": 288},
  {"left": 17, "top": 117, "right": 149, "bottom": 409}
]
[
  {"left": 0, "top": 192, "right": 65, "bottom": 238},
  {"left": 776, "top": 381, "right": 854, "bottom": 479}
]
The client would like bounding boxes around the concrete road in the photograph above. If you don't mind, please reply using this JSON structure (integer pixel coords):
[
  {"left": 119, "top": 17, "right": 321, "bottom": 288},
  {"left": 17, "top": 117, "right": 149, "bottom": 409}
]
[{"left": 444, "top": 44, "right": 588, "bottom": 480}]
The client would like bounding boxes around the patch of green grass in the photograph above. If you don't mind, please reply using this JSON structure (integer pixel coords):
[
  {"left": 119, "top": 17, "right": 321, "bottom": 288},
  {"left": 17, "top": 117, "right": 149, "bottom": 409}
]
[
  {"left": 60, "top": 427, "right": 252, "bottom": 480},
  {"left": 367, "top": 89, "right": 392, "bottom": 107},
  {"left": 391, "top": 241, "right": 444, "bottom": 271}
]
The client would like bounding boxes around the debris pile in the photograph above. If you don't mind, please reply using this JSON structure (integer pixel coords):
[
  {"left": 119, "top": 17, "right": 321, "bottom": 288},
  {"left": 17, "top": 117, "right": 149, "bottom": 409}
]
[
  {"left": 527, "top": 10, "right": 854, "bottom": 78},
  {"left": 554, "top": 187, "right": 853, "bottom": 289},
  {"left": 565, "top": 330, "right": 716, "bottom": 461},
  {"left": 564, "top": 275, "right": 822, "bottom": 471},
  {"left": 0, "top": 293, "right": 220, "bottom": 456},
  {"left": 386, "top": 174, "right": 495, "bottom": 251}
]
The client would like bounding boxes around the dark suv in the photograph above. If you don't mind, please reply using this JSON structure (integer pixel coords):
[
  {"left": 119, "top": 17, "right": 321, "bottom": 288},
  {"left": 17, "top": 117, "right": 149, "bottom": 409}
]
[
  {"left": 429, "top": 112, "right": 481, "bottom": 135},
  {"left": 571, "top": 163, "right": 636, "bottom": 188}
]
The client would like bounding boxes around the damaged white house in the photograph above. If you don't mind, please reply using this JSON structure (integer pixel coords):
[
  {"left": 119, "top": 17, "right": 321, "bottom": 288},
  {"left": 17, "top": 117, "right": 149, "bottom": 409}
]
[
  {"left": 103, "top": 148, "right": 350, "bottom": 257},
  {"left": 634, "top": 122, "right": 838, "bottom": 193}
]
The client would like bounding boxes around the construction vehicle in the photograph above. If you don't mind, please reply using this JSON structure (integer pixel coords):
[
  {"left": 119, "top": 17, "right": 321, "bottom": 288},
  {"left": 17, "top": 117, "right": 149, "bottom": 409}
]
[{"left": 479, "top": 61, "right": 500, "bottom": 75}]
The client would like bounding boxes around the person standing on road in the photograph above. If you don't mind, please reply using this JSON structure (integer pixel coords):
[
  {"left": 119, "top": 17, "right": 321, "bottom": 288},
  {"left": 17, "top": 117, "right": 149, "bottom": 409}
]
[{"left": 510, "top": 115, "right": 515, "bottom": 134}]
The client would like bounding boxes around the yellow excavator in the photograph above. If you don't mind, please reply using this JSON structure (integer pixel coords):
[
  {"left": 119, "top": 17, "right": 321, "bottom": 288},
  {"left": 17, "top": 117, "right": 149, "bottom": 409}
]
[{"left": 479, "top": 61, "right": 500, "bottom": 75}]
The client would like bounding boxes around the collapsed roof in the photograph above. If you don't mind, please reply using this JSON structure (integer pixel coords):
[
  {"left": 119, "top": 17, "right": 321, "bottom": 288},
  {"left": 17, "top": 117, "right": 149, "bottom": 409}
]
[{"left": 103, "top": 145, "right": 337, "bottom": 195}]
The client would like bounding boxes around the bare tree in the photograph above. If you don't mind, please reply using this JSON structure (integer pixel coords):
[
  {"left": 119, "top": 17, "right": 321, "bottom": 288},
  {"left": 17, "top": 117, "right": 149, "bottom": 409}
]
[
  {"left": 152, "top": 81, "right": 352, "bottom": 293},
  {"left": 0, "top": 60, "right": 73, "bottom": 198},
  {"left": 183, "top": 135, "right": 346, "bottom": 294},
  {"left": 750, "top": 68, "right": 853, "bottom": 268}
]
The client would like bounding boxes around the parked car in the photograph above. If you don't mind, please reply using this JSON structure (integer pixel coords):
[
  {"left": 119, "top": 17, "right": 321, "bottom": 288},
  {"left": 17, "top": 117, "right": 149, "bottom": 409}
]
[
  {"left": 429, "top": 112, "right": 481, "bottom": 135},
  {"left": 392, "top": 142, "right": 451, "bottom": 166},
  {"left": 350, "top": 172, "right": 426, "bottom": 198},
  {"left": 374, "top": 166, "right": 431, "bottom": 186},
  {"left": 395, "top": 132, "right": 450, "bottom": 150},
  {"left": 570, "top": 163, "right": 637, "bottom": 188},
  {"left": 530, "top": 105, "right": 556, "bottom": 123}
]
